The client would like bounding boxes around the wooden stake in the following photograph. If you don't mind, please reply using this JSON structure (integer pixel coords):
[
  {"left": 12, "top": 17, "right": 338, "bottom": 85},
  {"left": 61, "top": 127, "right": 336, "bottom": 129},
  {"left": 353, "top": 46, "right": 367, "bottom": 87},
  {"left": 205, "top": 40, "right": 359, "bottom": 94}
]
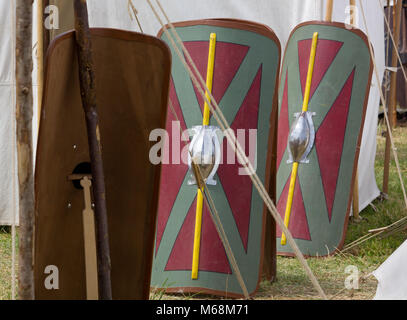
[
  {"left": 383, "top": 0, "right": 403, "bottom": 194},
  {"left": 15, "top": 0, "right": 35, "bottom": 300},
  {"left": 325, "top": 0, "right": 334, "bottom": 22},
  {"left": 73, "top": 0, "right": 112, "bottom": 300},
  {"left": 352, "top": 168, "right": 360, "bottom": 220}
]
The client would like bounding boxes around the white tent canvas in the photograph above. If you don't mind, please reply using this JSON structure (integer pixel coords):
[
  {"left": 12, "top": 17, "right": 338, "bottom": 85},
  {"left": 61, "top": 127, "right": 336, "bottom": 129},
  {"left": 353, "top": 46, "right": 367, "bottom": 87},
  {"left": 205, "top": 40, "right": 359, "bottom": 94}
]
[
  {"left": 373, "top": 239, "right": 407, "bottom": 299},
  {"left": 0, "top": 0, "right": 18, "bottom": 225},
  {"left": 1, "top": 0, "right": 384, "bottom": 227}
]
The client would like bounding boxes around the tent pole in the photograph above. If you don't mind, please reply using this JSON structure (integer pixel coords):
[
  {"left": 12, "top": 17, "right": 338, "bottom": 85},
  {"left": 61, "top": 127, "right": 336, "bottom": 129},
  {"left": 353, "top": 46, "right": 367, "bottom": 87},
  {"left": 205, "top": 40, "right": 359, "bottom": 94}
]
[
  {"left": 349, "top": 0, "right": 361, "bottom": 220},
  {"left": 390, "top": 0, "right": 403, "bottom": 128},
  {"left": 350, "top": 0, "right": 356, "bottom": 25},
  {"left": 73, "top": 0, "right": 113, "bottom": 300},
  {"left": 15, "top": 0, "right": 35, "bottom": 300},
  {"left": 325, "top": 0, "right": 334, "bottom": 22},
  {"left": 383, "top": 0, "right": 403, "bottom": 195}
]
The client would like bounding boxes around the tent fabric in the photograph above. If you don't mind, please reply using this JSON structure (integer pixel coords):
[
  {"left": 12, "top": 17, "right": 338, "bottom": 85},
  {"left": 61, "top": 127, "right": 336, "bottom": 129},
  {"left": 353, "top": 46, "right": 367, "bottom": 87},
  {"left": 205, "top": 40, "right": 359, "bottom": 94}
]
[
  {"left": 0, "top": 0, "right": 18, "bottom": 225},
  {"left": 52, "top": 0, "right": 384, "bottom": 213},
  {"left": 372, "top": 239, "right": 407, "bottom": 299},
  {"left": 1, "top": 0, "right": 384, "bottom": 224},
  {"left": 330, "top": 0, "right": 384, "bottom": 212}
]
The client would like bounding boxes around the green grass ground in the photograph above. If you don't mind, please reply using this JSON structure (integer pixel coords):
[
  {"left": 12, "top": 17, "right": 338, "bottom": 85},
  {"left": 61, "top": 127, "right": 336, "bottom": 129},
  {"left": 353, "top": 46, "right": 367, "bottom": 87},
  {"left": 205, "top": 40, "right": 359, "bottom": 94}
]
[{"left": 1, "top": 124, "right": 406, "bottom": 300}]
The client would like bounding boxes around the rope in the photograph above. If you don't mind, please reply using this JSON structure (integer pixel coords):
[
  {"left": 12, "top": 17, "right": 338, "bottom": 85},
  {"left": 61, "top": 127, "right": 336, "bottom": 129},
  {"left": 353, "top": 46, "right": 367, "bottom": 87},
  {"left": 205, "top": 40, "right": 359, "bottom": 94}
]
[
  {"left": 358, "top": 0, "right": 407, "bottom": 209},
  {"left": 128, "top": 0, "right": 144, "bottom": 33},
  {"left": 146, "top": 0, "right": 327, "bottom": 300}
]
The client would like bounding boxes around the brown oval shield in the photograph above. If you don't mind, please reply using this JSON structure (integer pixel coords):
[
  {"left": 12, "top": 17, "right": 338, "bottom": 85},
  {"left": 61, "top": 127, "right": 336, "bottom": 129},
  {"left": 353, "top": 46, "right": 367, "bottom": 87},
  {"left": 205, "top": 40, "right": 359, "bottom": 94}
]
[{"left": 34, "top": 28, "right": 171, "bottom": 299}]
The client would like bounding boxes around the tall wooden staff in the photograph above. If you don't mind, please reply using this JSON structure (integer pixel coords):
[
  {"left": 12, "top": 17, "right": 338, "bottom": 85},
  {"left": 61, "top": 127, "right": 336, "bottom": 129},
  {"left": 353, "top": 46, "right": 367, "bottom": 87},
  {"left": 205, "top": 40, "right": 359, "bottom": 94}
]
[
  {"left": 383, "top": 0, "right": 403, "bottom": 194},
  {"left": 15, "top": 0, "right": 35, "bottom": 300},
  {"left": 73, "top": 0, "right": 112, "bottom": 300}
]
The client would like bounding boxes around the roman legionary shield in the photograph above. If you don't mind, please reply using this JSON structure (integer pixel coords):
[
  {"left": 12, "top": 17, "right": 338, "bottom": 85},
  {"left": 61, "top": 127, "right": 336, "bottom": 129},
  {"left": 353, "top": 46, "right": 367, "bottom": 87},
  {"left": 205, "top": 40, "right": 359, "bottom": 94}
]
[
  {"left": 151, "top": 19, "right": 280, "bottom": 297},
  {"left": 276, "top": 22, "right": 373, "bottom": 257},
  {"left": 34, "top": 29, "right": 171, "bottom": 299}
]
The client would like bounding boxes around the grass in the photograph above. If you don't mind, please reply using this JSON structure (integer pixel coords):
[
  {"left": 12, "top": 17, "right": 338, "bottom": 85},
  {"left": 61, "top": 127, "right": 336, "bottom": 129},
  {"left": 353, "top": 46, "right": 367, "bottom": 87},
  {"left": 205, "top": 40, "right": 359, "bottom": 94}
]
[
  {"left": 1, "top": 124, "right": 406, "bottom": 300},
  {"left": 0, "top": 226, "right": 16, "bottom": 300}
]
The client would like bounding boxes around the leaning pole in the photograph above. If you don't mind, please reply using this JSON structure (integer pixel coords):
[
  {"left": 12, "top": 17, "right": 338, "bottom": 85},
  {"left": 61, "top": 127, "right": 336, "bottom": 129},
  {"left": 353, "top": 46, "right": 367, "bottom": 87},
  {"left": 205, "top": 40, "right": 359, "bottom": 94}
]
[
  {"left": 73, "top": 0, "right": 113, "bottom": 299},
  {"left": 15, "top": 0, "right": 35, "bottom": 300}
]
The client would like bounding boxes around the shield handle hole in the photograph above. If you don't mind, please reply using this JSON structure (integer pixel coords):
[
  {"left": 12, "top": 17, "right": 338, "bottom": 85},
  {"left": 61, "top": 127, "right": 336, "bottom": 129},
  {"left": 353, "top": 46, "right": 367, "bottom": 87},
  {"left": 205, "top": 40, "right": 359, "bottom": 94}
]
[{"left": 71, "top": 162, "right": 91, "bottom": 189}]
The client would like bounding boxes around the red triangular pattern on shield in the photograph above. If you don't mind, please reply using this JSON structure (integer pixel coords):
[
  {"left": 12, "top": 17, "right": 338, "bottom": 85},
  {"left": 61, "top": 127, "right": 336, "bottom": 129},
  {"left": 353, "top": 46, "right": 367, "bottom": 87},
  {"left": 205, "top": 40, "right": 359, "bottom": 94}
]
[
  {"left": 276, "top": 71, "right": 289, "bottom": 170},
  {"left": 165, "top": 197, "right": 232, "bottom": 274},
  {"left": 315, "top": 69, "right": 355, "bottom": 221},
  {"left": 217, "top": 66, "right": 262, "bottom": 252},
  {"left": 155, "top": 79, "right": 189, "bottom": 255},
  {"left": 298, "top": 39, "right": 343, "bottom": 100},
  {"left": 183, "top": 41, "right": 250, "bottom": 112},
  {"left": 276, "top": 174, "right": 311, "bottom": 241}
]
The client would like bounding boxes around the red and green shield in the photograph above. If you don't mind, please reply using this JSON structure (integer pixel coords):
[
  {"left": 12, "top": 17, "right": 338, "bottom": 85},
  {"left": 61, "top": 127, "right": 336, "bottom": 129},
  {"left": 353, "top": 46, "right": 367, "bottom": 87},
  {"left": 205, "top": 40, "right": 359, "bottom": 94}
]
[
  {"left": 151, "top": 19, "right": 280, "bottom": 297},
  {"left": 276, "top": 22, "right": 373, "bottom": 257}
]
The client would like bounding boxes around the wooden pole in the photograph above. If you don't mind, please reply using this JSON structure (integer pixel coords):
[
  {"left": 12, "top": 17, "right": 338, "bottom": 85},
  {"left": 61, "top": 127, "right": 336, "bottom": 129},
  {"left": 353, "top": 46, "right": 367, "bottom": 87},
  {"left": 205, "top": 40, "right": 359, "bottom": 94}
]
[
  {"left": 349, "top": 0, "right": 361, "bottom": 220},
  {"left": 42, "top": 0, "right": 50, "bottom": 64},
  {"left": 15, "top": 0, "right": 35, "bottom": 300},
  {"left": 390, "top": 0, "right": 403, "bottom": 127},
  {"left": 350, "top": 0, "right": 356, "bottom": 26},
  {"left": 383, "top": 0, "right": 392, "bottom": 104},
  {"left": 383, "top": 0, "right": 403, "bottom": 194},
  {"left": 73, "top": 0, "right": 112, "bottom": 300},
  {"left": 352, "top": 169, "right": 360, "bottom": 219},
  {"left": 37, "top": 0, "right": 44, "bottom": 129},
  {"left": 325, "top": 0, "right": 334, "bottom": 22}
]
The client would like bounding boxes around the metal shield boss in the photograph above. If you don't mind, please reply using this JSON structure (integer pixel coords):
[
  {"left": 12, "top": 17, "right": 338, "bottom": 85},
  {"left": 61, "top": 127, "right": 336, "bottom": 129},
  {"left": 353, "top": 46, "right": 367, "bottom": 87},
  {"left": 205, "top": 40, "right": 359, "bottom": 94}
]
[
  {"left": 287, "top": 111, "right": 315, "bottom": 164},
  {"left": 188, "top": 125, "right": 221, "bottom": 186}
]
